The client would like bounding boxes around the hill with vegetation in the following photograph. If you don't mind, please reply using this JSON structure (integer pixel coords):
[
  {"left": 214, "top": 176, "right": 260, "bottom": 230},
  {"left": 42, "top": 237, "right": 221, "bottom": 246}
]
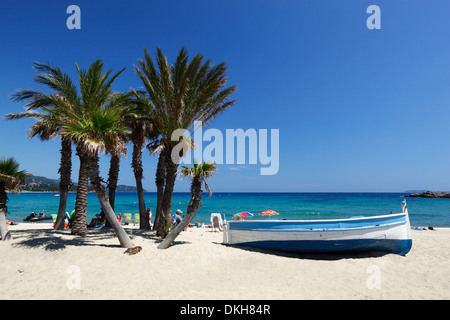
[{"left": 21, "top": 176, "right": 140, "bottom": 192}]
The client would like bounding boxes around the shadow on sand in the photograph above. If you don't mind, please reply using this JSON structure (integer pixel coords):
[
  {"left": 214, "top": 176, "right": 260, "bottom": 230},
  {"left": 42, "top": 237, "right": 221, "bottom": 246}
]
[
  {"left": 219, "top": 242, "right": 389, "bottom": 261},
  {"left": 11, "top": 227, "right": 134, "bottom": 251},
  {"left": 130, "top": 229, "right": 191, "bottom": 247},
  {"left": 10, "top": 226, "right": 194, "bottom": 251}
]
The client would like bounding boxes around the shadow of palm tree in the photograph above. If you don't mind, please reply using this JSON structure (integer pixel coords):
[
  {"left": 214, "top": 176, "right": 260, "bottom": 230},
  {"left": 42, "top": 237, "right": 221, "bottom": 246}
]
[
  {"left": 124, "top": 229, "right": 165, "bottom": 243},
  {"left": 11, "top": 227, "right": 132, "bottom": 251},
  {"left": 126, "top": 229, "right": 191, "bottom": 247},
  {"left": 10, "top": 226, "right": 195, "bottom": 251}
]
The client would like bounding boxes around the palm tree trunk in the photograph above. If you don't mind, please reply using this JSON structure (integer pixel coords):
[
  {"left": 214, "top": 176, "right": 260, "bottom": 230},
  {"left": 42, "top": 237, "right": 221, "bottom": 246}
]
[
  {"left": 0, "top": 208, "right": 12, "bottom": 241},
  {"left": 157, "top": 151, "right": 179, "bottom": 238},
  {"left": 55, "top": 137, "right": 72, "bottom": 230},
  {"left": 107, "top": 152, "right": 120, "bottom": 211},
  {"left": 135, "top": 178, "right": 147, "bottom": 228},
  {"left": 153, "top": 149, "right": 166, "bottom": 232},
  {"left": 105, "top": 152, "right": 120, "bottom": 228},
  {"left": 157, "top": 178, "right": 202, "bottom": 249},
  {"left": 87, "top": 153, "right": 134, "bottom": 248},
  {"left": 131, "top": 128, "right": 148, "bottom": 230},
  {"left": 0, "top": 185, "right": 12, "bottom": 241},
  {"left": 71, "top": 145, "right": 89, "bottom": 237}
]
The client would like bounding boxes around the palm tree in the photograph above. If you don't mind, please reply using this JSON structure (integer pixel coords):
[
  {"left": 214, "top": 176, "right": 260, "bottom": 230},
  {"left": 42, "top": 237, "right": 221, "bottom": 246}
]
[
  {"left": 4, "top": 111, "right": 73, "bottom": 230},
  {"left": 103, "top": 94, "right": 131, "bottom": 228},
  {"left": 57, "top": 59, "right": 130, "bottom": 242},
  {"left": 122, "top": 94, "right": 156, "bottom": 230},
  {"left": 103, "top": 93, "right": 156, "bottom": 230},
  {"left": 157, "top": 161, "right": 217, "bottom": 249},
  {"left": 146, "top": 140, "right": 165, "bottom": 232},
  {"left": 104, "top": 146, "right": 126, "bottom": 229},
  {"left": 0, "top": 157, "right": 31, "bottom": 240},
  {"left": 6, "top": 63, "right": 79, "bottom": 230},
  {"left": 63, "top": 98, "right": 134, "bottom": 248},
  {"left": 134, "top": 47, "right": 237, "bottom": 237}
]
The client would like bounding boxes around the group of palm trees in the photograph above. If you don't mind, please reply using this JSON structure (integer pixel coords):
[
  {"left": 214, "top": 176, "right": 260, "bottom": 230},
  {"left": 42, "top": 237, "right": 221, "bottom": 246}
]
[{"left": 0, "top": 47, "right": 237, "bottom": 248}]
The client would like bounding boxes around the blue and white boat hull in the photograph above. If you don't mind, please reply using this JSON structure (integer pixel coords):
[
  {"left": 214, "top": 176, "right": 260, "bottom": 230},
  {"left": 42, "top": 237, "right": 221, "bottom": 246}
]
[{"left": 224, "top": 202, "right": 412, "bottom": 255}]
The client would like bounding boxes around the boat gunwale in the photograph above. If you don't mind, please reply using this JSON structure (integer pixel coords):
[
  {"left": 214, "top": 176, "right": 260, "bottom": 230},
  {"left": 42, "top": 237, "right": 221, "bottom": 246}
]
[
  {"left": 227, "top": 212, "right": 407, "bottom": 225},
  {"left": 228, "top": 220, "right": 407, "bottom": 232}
]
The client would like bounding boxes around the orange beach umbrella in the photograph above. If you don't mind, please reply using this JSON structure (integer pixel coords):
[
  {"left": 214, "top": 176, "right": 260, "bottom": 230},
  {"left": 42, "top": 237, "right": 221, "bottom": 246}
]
[{"left": 259, "top": 209, "right": 279, "bottom": 216}]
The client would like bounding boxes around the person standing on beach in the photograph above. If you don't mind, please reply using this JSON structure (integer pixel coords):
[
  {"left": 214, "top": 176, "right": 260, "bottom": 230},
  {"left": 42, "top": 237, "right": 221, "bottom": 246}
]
[{"left": 147, "top": 209, "right": 153, "bottom": 230}]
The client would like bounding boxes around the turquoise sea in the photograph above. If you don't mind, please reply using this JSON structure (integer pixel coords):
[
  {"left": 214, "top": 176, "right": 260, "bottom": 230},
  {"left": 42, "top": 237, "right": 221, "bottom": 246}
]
[{"left": 5, "top": 192, "right": 450, "bottom": 227}]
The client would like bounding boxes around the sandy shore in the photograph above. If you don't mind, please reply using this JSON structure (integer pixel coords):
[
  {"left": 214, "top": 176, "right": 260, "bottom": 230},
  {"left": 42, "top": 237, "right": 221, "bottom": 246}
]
[{"left": 0, "top": 223, "right": 449, "bottom": 300}]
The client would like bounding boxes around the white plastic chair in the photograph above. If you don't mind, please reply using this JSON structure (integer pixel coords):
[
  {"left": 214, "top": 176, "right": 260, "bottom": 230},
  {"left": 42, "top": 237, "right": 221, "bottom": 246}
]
[{"left": 210, "top": 213, "right": 223, "bottom": 232}]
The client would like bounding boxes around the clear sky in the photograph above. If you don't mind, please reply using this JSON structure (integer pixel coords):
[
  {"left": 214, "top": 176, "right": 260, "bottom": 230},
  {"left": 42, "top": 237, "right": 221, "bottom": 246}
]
[{"left": 1, "top": 0, "right": 449, "bottom": 192}]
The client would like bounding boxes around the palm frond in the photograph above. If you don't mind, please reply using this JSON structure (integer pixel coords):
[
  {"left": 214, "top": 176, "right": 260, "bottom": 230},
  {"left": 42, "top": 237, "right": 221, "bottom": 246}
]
[
  {"left": 32, "top": 61, "right": 81, "bottom": 108},
  {"left": 4, "top": 111, "right": 45, "bottom": 121},
  {"left": 0, "top": 157, "right": 32, "bottom": 192},
  {"left": 135, "top": 46, "right": 237, "bottom": 165},
  {"left": 179, "top": 161, "right": 217, "bottom": 182}
]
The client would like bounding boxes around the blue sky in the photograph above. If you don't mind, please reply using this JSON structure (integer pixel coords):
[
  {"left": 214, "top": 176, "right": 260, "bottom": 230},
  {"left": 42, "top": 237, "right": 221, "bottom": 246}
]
[{"left": 1, "top": 0, "right": 449, "bottom": 192}]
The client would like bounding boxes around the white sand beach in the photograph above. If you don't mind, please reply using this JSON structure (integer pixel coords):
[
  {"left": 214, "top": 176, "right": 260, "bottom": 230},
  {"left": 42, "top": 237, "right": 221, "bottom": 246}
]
[{"left": 0, "top": 223, "right": 449, "bottom": 300}]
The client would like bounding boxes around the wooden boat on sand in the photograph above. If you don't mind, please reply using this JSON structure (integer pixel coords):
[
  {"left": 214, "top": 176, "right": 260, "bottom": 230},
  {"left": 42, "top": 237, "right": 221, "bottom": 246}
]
[{"left": 223, "top": 200, "right": 412, "bottom": 255}]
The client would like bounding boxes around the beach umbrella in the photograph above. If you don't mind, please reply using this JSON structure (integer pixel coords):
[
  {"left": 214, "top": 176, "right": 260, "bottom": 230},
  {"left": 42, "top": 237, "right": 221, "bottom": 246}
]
[
  {"left": 234, "top": 211, "right": 253, "bottom": 218},
  {"left": 259, "top": 209, "right": 279, "bottom": 216}
]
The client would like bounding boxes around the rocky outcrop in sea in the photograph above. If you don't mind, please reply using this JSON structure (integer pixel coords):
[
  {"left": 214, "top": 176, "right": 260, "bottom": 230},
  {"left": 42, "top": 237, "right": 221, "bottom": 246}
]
[{"left": 407, "top": 191, "right": 450, "bottom": 198}]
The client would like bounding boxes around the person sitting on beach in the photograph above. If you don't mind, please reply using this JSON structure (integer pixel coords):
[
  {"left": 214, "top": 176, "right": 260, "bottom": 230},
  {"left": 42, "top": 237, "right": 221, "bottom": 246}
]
[
  {"left": 116, "top": 213, "right": 122, "bottom": 223},
  {"left": 173, "top": 209, "right": 183, "bottom": 227},
  {"left": 88, "top": 210, "right": 106, "bottom": 227}
]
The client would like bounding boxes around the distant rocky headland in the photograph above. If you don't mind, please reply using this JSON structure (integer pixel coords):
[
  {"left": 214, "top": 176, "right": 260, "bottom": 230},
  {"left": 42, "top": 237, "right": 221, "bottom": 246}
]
[
  {"left": 21, "top": 176, "right": 141, "bottom": 192},
  {"left": 407, "top": 191, "right": 450, "bottom": 198}
]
